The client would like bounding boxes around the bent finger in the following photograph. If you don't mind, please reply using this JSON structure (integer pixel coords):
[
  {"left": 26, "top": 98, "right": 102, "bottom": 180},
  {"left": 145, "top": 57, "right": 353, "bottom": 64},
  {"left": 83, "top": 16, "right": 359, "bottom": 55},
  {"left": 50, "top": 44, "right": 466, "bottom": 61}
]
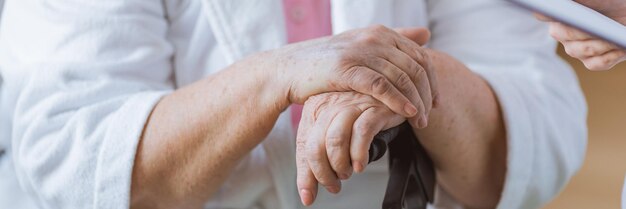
[
  {"left": 388, "top": 31, "right": 436, "bottom": 121},
  {"left": 350, "top": 107, "right": 400, "bottom": 173},
  {"left": 296, "top": 117, "right": 318, "bottom": 206},
  {"left": 306, "top": 110, "right": 342, "bottom": 194},
  {"left": 549, "top": 22, "right": 592, "bottom": 41},
  {"left": 297, "top": 141, "right": 319, "bottom": 206},
  {"left": 338, "top": 66, "right": 418, "bottom": 118},
  {"left": 325, "top": 106, "right": 361, "bottom": 180},
  {"left": 582, "top": 49, "right": 626, "bottom": 71},
  {"left": 363, "top": 57, "right": 426, "bottom": 126},
  {"left": 564, "top": 39, "right": 619, "bottom": 59}
]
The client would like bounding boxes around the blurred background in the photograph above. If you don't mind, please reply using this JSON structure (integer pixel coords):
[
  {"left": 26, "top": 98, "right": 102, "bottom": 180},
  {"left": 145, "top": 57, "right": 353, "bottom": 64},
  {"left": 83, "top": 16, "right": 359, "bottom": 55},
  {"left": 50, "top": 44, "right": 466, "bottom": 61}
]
[{"left": 544, "top": 46, "right": 626, "bottom": 209}]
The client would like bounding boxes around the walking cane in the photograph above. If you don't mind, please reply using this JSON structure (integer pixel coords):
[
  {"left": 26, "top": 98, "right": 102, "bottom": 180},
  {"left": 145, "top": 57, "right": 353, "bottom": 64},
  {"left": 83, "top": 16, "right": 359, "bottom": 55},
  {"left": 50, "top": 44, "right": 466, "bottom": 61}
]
[{"left": 368, "top": 122, "right": 436, "bottom": 209}]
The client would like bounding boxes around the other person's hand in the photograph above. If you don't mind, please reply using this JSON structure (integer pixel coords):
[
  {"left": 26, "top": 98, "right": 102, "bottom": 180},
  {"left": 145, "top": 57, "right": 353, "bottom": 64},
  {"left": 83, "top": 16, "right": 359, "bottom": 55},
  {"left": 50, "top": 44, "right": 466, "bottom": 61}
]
[
  {"left": 295, "top": 92, "right": 404, "bottom": 206},
  {"left": 544, "top": 20, "right": 626, "bottom": 70},
  {"left": 275, "top": 25, "right": 436, "bottom": 126},
  {"left": 536, "top": 0, "right": 626, "bottom": 70}
]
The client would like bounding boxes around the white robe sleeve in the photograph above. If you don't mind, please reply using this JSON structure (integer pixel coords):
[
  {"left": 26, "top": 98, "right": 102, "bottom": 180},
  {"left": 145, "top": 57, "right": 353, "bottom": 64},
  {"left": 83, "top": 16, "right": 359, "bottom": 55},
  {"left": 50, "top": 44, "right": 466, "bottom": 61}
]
[
  {"left": 426, "top": 0, "right": 588, "bottom": 208},
  {"left": 1, "top": 0, "right": 174, "bottom": 208}
]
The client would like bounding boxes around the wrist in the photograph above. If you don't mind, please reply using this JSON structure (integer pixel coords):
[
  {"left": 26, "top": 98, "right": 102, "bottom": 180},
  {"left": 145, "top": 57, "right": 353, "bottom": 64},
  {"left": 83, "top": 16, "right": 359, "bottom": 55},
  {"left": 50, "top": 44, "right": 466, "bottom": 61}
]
[{"left": 242, "top": 50, "right": 292, "bottom": 112}]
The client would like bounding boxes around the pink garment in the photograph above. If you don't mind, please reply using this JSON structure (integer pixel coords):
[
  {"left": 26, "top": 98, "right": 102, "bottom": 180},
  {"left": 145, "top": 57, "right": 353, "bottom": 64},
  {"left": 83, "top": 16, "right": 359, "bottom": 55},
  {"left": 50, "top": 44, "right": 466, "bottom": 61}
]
[{"left": 283, "top": 0, "right": 332, "bottom": 131}]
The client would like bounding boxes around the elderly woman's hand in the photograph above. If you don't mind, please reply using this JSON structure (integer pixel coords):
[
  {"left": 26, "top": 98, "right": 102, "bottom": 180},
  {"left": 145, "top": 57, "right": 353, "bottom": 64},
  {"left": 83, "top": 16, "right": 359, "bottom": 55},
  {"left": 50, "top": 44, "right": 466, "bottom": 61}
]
[
  {"left": 274, "top": 26, "right": 437, "bottom": 127},
  {"left": 295, "top": 92, "right": 404, "bottom": 206}
]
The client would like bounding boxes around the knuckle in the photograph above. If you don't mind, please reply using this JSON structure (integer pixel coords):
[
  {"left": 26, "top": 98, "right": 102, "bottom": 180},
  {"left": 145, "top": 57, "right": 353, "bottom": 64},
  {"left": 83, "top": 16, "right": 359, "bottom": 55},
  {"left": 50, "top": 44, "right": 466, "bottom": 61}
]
[
  {"left": 582, "top": 45, "right": 594, "bottom": 56},
  {"left": 340, "top": 66, "right": 362, "bottom": 81},
  {"left": 310, "top": 168, "right": 336, "bottom": 185},
  {"left": 396, "top": 72, "right": 415, "bottom": 91},
  {"left": 396, "top": 69, "right": 411, "bottom": 83},
  {"left": 305, "top": 143, "right": 324, "bottom": 160},
  {"left": 333, "top": 162, "right": 351, "bottom": 174},
  {"left": 370, "top": 75, "right": 393, "bottom": 95},
  {"left": 358, "top": 33, "right": 379, "bottom": 45},
  {"left": 368, "top": 24, "right": 388, "bottom": 33},
  {"left": 331, "top": 155, "right": 350, "bottom": 167},
  {"left": 413, "top": 49, "right": 425, "bottom": 62},
  {"left": 317, "top": 177, "right": 335, "bottom": 186},
  {"left": 358, "top": 25, "right": 388, "bottom": 44},
  {"left": 421, "top": 50, "right": 432, "bottom": 66},
  {"left": 411, "top": 64, "right": 426, "bottom": 80},
  {"left": 326, "top": 135, "right": 346, "bottom": 149},
  {"left": 585, "top": 61, "right": 602, "bottom": 71},
  {"left": 303, "top": 97, "right": 326, "bottom": 115},
  {"left": 355, "top": 120, "right": 375, "bottom": 138},
  {"left": 327, "top": 150, "right": 349, "bottom": 167},
  {"left": 602, "top": 57, "right": 613, "bottom": 65}
]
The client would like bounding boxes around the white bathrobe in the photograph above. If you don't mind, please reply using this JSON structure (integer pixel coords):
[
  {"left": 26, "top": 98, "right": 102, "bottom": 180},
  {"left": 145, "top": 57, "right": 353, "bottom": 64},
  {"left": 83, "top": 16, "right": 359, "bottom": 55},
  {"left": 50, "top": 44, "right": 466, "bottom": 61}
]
[{"left": 0, "top": 0, "right": 588, "bottom": 208}]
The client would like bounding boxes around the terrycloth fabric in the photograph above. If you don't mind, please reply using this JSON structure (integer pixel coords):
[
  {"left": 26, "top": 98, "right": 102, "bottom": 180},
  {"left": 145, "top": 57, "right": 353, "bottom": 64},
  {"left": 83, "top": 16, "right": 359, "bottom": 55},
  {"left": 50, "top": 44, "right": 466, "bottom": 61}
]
[{"left": 0, "top": 0, "right": 587, "bottom": 209}]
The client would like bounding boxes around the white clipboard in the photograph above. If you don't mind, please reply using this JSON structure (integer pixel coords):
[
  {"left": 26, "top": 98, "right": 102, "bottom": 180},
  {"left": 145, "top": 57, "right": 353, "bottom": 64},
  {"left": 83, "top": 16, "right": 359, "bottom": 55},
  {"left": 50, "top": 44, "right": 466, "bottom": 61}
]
[{"left": 507, "top": 0, "right": 626, "bottom": 49}]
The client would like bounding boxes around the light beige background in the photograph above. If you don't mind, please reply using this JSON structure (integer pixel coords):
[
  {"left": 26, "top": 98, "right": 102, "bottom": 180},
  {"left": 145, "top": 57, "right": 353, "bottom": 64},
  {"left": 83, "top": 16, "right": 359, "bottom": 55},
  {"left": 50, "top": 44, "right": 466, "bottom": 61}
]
[{"left": 544, "top": 46, "right": 626, "bottom": 209}]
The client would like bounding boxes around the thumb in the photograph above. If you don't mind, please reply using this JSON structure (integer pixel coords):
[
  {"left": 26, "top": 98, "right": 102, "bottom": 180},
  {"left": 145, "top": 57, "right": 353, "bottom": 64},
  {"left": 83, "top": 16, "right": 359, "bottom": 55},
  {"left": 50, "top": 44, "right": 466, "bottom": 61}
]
[{"left": 395, "top": 27, "right": 431, "bottom": 46}]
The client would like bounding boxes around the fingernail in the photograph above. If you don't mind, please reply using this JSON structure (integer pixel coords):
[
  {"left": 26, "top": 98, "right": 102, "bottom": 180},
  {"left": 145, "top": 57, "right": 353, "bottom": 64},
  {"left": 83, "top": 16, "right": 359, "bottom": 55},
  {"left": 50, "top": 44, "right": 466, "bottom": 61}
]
[
  {"left": 419, "top": 115, "right": 428, "bottom": 128},
  {"left": 404, "top": 103, "right": 418, "bottom": 116},
  {"left": 353, "top": 160, "right": 364, "bottom": 173},
  {"left": 326, "top": 185, "right": 340, "bottom": 194},
  {"left": 338, "top": 173, "right": 349, "bottom": 180},
  {"left": 300, "top": 189, "right": 313, "bottom": 206}
]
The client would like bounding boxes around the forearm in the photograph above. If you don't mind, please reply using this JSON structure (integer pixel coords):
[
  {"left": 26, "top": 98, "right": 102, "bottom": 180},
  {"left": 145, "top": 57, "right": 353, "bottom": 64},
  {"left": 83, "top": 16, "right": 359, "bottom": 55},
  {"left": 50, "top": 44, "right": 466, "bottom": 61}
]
[
  {"left": 131, "top": 52, "right": 289, "bottom": 208},
  {"left": 414, "top": 50, "right": 506, "bottom": 208}
]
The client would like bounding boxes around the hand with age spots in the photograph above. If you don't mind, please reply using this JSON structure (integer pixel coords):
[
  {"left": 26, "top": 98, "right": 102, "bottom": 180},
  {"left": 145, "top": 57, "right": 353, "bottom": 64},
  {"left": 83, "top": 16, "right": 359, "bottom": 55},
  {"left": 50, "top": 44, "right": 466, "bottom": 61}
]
[{"left": 295, "top": 92, "right": 406, "bottom": 206}]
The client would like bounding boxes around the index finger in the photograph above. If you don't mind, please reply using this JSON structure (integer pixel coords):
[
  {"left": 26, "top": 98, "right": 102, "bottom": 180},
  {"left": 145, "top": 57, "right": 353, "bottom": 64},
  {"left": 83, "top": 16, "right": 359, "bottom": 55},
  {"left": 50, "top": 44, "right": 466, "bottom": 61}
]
[
  {"left": 296, "top": 104, "right": 319, "bottom": 206},
  {"left": 392, "top": 28, "right": 439, "bottom": 109},
  {"left": 370, "top": 28, "right": 439, "bottom": 113},
  {"left": 389, "top": 29, "right": 438, "bottom": 117},
  {"left": 338, "top": 66, "right": 419, "bottom": 118},
  {"left": 297, "top": 140, "right": 319, "bottom": 206},
  {"left": 549, "top": 22, "right": 593, "bottom": 41}
]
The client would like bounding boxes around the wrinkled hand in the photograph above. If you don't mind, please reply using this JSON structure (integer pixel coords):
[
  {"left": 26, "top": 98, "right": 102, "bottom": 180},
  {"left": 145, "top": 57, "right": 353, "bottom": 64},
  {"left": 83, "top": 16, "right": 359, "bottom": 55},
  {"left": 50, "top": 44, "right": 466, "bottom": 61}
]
[
  {"left": 295, "top": 92, "right": 404, "bottom": 206},
  {"left": 279, "top": 25, "right": 437, "bottom": 126}
]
